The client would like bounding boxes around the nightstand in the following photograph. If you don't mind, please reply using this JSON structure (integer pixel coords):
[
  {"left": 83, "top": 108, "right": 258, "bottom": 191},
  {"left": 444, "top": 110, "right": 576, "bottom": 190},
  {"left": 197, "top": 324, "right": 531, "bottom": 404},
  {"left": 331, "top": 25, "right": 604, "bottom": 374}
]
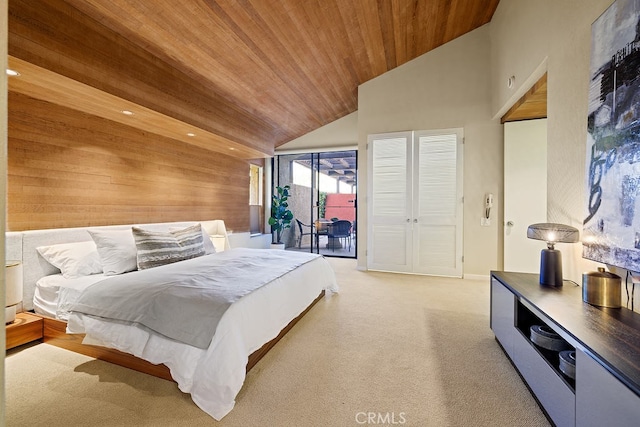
[{"left": 6, "top": 312, "right": 43, "bottom": 350}]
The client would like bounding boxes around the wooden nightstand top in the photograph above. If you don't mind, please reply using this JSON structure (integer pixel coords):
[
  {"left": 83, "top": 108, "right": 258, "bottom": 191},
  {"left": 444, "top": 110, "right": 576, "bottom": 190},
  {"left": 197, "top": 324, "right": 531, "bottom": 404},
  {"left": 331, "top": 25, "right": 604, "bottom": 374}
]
[{"left": 6, "top": 312, "right": 44, "bottom": 349}]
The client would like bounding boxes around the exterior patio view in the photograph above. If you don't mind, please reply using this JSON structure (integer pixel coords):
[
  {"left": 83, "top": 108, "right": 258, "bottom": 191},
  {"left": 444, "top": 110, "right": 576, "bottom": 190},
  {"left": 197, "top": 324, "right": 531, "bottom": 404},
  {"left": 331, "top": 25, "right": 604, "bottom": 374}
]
[{"left": 273, "top": 151, "right": 357, "bottom": 258}]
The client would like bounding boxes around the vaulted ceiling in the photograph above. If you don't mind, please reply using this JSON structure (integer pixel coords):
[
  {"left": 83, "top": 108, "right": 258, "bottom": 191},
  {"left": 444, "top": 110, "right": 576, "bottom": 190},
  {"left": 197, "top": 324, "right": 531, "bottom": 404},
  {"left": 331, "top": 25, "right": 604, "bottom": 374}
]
[{"left": 7, "top": 0, "right": 500, "bottom": 159}]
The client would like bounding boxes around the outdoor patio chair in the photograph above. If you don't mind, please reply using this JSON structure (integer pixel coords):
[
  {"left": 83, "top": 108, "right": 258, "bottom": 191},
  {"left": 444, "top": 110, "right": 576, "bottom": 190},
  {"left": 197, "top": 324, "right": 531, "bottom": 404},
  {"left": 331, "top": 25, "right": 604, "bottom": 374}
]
[
  {"left": 295, "top": 219, "right": 316, "bottom": 248},
  {"left": 326, "top": 220, "right": 352, "bottom": 252}
]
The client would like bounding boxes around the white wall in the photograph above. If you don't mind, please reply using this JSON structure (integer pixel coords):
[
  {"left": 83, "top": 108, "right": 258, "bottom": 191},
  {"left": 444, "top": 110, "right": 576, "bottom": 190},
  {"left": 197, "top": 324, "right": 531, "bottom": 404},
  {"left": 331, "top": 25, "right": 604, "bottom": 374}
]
[
  {"left": 357, "top": 24, "right": 503, "bottom": 275},
  {"left": 278, "top": 111, "right": 358, "bottom": 151},
  {"left": 490, "top": 0, "right": 613, "bottom": 283},
  {"left": 279, "top": 0, "right": 617, "bottom": 282}
]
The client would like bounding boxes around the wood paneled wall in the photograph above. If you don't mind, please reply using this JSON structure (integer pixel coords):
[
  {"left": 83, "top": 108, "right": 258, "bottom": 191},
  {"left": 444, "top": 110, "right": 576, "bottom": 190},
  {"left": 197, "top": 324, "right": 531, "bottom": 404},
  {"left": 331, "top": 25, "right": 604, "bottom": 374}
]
[{"left": 8, "top": 92, "right": 251, "bottom": 232}]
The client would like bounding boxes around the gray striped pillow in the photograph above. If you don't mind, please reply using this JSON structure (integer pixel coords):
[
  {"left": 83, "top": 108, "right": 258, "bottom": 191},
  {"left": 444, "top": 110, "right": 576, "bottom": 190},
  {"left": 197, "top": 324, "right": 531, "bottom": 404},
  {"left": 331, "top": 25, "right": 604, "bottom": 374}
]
[{"left": 132, "top": 224, "right": 206, "bottom": 270}]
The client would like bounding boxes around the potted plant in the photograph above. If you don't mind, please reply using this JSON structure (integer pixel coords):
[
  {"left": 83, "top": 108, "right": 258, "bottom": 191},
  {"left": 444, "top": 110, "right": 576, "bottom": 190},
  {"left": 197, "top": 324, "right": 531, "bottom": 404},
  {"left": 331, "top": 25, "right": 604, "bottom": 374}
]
[
  {"left": 268, "top": 185, "right": 293, "bottom": 248},
  {"left": 319, "top": 191, "right": 327, "bottom": 219}
]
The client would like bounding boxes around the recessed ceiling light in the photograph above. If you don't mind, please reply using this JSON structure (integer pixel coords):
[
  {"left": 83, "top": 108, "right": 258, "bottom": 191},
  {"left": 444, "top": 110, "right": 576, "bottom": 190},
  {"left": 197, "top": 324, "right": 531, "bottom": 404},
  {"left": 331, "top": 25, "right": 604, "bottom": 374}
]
[
  {"left": 229, "top": 147, "right": 235, "bottom": 151},
  {"left": 6, "top": 69, "right": 20, "bottom": 77},
  {"left": 187, "top": 132, "right": 195, "bottom": 137},
  {"left": 121, "top": 110, "right": 134, "bottom": 116}
]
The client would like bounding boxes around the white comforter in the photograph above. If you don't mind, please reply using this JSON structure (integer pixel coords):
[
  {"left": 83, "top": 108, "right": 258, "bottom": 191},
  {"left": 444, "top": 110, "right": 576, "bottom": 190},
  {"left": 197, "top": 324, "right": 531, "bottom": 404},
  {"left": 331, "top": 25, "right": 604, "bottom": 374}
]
[
  {"left": 71, "top": 249, "right": 322, "bottom": 349},
  {"left": 66, "top": 249, "right": 338, "bottom": 420}
]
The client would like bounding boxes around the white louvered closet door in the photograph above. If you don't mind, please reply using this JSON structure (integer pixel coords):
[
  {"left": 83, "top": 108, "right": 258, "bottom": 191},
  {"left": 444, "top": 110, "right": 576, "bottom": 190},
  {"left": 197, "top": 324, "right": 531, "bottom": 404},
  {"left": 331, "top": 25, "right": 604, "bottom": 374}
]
[
  {"left": 367, "top": 132, "right": 413, "bottom": 273},
  {"left": 412, "top": 130, "right": 463, "bottom": 276},
  {"left": 368, "top": 129, "right": 463, "bottom": 277}
]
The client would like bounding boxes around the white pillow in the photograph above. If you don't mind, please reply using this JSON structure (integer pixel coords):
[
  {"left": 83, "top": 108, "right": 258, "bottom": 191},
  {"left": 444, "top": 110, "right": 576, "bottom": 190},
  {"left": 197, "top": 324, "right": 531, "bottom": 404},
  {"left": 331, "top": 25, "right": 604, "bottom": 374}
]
[
  {"left": 36, "top": 241, "right": 103, "bottom": 279},
  {"left": 169, "top": 224, "right": 216, "bottom": 254},
  {"left": 88, "top": 229, "right": 138, "bottom": 275}
]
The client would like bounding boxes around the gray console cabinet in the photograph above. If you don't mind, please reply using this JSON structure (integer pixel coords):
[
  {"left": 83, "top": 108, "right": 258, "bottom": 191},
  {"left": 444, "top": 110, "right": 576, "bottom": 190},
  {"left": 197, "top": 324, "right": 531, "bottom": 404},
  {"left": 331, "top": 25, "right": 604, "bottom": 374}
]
[
  {"left": 490, "top": 272, "right": 640, "bottom": 427},
  {"left": 490, "top": 278, "right": 516, "bottom": 359},
  {"left": 575, "top": 349, "right": 640, "bottom": 426}
]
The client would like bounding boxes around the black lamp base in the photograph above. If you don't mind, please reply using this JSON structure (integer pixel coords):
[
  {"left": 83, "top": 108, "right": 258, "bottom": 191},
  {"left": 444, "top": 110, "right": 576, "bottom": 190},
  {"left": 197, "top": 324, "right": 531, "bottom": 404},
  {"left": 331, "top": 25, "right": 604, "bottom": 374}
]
[{"left": 540, "top": 249, "right": 563, "bottom": 287}]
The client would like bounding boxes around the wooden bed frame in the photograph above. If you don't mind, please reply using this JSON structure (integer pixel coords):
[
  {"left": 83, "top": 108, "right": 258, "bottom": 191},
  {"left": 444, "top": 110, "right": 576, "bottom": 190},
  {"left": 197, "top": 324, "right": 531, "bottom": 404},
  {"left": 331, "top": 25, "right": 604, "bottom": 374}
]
[
  {"left": 8, "top": 220, "right": 328, "bottom": 385},
  {"left": 39, "top": 290, "right": 325, "bottom": 382}
]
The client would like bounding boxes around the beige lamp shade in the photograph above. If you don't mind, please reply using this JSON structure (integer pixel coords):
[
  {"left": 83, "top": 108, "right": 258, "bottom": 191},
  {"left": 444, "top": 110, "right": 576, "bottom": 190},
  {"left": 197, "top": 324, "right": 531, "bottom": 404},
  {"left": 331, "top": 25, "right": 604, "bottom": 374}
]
[
  {"left": 6, "top": 261, "right": 23, "bottom": 323},
  {"left": 210, "top": 235, "right": 227, "bottom": 252}
]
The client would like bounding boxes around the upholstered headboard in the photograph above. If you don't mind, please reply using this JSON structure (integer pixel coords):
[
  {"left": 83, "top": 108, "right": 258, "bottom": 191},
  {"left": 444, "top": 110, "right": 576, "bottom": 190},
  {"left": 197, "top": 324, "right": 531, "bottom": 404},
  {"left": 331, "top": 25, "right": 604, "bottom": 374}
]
[{"left": 6, "top": 220, "right": 230, "bottom": 312}]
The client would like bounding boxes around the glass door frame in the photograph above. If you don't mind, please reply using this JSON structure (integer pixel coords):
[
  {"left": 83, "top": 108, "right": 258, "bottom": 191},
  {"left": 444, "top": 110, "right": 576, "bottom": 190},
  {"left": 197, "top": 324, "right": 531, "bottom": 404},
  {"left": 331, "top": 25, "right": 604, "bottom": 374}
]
[{"left": 272, "top": 148, "right": 357, "bottom": 259}]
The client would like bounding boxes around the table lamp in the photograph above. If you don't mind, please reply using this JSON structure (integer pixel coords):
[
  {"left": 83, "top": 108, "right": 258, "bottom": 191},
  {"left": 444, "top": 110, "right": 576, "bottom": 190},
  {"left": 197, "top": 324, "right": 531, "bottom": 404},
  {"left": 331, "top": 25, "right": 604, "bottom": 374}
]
[
  {"left": 5, "top": 261, "right": 23, "bottom": 324},
  {"left": 527, "top": 223, "right": 579, "bottom": 287}
]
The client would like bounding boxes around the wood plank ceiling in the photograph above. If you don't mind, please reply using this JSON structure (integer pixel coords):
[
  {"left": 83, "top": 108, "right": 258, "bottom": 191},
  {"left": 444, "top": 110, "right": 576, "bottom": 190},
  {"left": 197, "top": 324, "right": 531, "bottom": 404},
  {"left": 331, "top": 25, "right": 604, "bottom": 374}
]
[{"left": 7, "top": 0, "right": 500, "bottom": 158}]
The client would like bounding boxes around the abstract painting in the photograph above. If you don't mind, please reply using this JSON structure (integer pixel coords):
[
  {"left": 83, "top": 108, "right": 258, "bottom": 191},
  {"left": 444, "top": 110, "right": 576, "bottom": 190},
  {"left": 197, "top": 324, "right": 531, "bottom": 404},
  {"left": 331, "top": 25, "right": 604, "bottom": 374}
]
[{"left": 584, "top": 0, "right": 640, "bottom": 271}]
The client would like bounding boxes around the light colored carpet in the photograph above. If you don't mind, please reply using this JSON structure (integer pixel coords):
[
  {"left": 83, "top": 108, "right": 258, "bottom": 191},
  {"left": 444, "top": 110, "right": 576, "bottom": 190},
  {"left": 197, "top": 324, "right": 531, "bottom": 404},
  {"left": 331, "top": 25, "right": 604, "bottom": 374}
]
[{"left": 5, "top": 258, "right": 550, "bottom": 426}]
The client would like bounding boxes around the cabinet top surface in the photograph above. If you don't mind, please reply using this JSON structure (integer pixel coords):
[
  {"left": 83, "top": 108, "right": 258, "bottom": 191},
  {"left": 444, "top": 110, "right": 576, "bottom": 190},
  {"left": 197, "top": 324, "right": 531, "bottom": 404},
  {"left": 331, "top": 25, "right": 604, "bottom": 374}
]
[{"left": 491, "top": 271, "right": 640, "bottom": 396}]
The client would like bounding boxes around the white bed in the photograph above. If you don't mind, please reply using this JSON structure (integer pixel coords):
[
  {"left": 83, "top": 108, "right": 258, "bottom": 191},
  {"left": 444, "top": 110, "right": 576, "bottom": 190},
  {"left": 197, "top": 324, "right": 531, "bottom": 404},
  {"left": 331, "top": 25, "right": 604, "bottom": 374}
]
[
  {"left": 34, "top": 273, "right": 105, "bottom": 321},
  {"left": 8, "top": 220, "right": 338, "bottom": 420}
]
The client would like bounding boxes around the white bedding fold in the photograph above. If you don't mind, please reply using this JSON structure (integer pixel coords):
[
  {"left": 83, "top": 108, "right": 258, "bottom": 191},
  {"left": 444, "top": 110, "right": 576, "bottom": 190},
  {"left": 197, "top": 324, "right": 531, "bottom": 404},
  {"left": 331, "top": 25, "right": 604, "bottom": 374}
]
[
  {"left": 70, "top": 248, "right": 321, "bottom": 348},
  {"left": 34, "top": 273, "right": 107, "bottom": 320}
]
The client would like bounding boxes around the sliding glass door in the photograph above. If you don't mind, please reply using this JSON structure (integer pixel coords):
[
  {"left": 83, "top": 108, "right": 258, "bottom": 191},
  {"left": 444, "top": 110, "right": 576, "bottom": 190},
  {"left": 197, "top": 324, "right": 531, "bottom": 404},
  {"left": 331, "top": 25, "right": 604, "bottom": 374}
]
[{"left": 273, "top": 150, "right": 356, "bottom": 258}]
